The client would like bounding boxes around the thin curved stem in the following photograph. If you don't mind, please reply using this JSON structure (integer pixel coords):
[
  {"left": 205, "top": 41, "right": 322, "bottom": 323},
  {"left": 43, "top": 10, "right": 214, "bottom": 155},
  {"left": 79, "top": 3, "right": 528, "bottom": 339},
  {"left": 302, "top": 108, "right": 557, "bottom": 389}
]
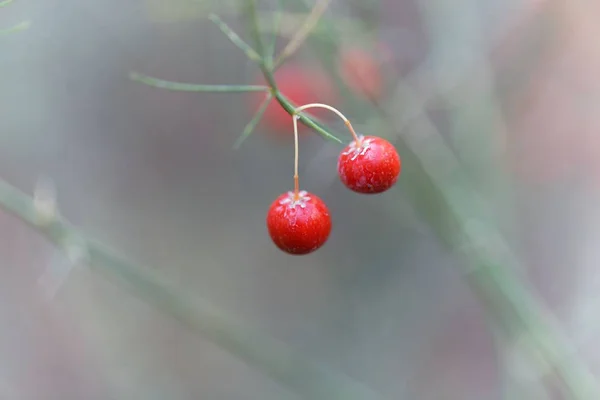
[
  {"left": 290, "top": 103, "right": 359, "bottom": 198},
  {"left": 274, "top": 93, "right": 343, "bottom": 143},
  {"left": 273, "top": 0, "right": 333, "bottom": 69},
  {"left": 293, "top": 115, "right": 300, "bottom": 198},
  {"left": 294, "top": 103, "right": 360, "bottom": 143}
]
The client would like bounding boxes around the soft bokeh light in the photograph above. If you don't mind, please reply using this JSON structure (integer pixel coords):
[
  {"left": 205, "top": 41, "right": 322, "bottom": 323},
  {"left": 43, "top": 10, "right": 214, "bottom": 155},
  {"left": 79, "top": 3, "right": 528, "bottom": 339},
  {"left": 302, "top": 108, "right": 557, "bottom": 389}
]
[{"left": 1, "top": 0, "right": 600, "bottom": 399}]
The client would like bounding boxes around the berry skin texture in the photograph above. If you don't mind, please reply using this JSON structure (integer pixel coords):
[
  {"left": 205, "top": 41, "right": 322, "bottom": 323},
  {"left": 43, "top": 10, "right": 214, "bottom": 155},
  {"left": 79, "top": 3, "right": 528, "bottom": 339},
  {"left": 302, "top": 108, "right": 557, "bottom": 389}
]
[
  {"left": 266, "top": 190, "right": 332, "bottom": 255},
  {"left": 338, "top": 135, "right": 401, "bottom": 194}
]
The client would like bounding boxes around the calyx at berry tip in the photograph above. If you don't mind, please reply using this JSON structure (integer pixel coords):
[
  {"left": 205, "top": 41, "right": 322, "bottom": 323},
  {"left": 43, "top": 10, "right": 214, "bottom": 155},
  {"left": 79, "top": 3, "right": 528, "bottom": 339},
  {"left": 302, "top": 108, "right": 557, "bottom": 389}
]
[
  {"left": 280, "top": 190, "right": 311, "bottom": 208},
  {"left": 343, "top": 135, "right": 374, "bottom": 161}
]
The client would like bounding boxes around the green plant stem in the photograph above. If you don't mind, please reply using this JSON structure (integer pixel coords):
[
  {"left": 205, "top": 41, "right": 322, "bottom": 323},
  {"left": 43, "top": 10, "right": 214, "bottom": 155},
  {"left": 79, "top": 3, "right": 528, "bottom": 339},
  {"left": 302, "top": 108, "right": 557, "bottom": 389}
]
[
  {"left": 208, "top": 13, "right": 262, "bottom": 64},
  {"left": 276, "top": 92, "right": 343, "bottom": 143},
  {"left": 241, "top": 1, "right": 343, "bottom": 144},
  {"left": 265, "top": 1, "right": 284, "bottom": 62},
  {"left": 0, "top": 21, "right": 31, "bottom": 36},
  {"left": 244, "top": 0, "right": 266, "bottom": 59},
  {"left": 128, "top": 14, "right": 343, "bottom": 144},
  {"left": 287, "top": 2, "right": 598, "bottom": 394},
  {"left": 234, "top": 92, "right": 272, "bottom": 149},
  {"left": 129, "top": 71, "right": 340, "bottom": 145},
  {"left": 375, "top": 91, "right": 600, "bottom": 399},
  {"left": 0, "top": 178, "right": 381, "bottom": 400},
  {"left": 301, "top": 3, "right": 597, "bottom": 393},
  {"left": 272, "top": 0, "right": 332, "bottom": 69},
  {"left": 129, "top": 72, "right": 269, "bottom": 93},
  {"left": 256, "top": 12, "right": 358, "bottom": 40},
  {"left": 204, "top": 11, "right": 343, "bottom": 143}
]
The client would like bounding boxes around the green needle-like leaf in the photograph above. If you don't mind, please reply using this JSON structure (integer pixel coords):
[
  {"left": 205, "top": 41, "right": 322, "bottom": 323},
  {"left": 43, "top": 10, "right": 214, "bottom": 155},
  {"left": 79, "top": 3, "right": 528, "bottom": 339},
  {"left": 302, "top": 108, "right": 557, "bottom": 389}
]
[
  {"left": 234, "top": 93, "right": 272, "bottom": 149},
  {"left": 273, "top": 0, "right": 332, "bottom": 69},
  {"left": 245, "top": 0, "right": 267, "bottom": 58},
  {"left": 265, "top": 3, "right": 284, "bottom": 63},
  {"left": 0, "top": 0, "right": 13, "bottom": 7},
  {"left": 129, "top": 72, "right": 269, "bottom": 93},
  {"left": 0, "top": 20, "right": 31, "bottom": 36},
  {"left": 277, "top": 92, "right": 344, "bottom": 143},
  {"left": 0, "top": 176, "right": 382, "bottom": 400},
  {"left": 208, "top": 13, "right": 262, "bottom": 63}
]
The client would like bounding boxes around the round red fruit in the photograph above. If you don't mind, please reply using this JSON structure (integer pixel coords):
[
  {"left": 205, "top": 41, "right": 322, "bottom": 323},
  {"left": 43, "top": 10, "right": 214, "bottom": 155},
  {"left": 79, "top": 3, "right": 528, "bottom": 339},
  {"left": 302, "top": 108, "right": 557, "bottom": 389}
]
[
  {"left": 338, "top": 47, "right": 384, "bottom": 99},
  {"left": 266, "top": 190, "right": 332, "bottom": 255},
  {"left": 338, "top": 135, "right": 401, "bottom": 194}
]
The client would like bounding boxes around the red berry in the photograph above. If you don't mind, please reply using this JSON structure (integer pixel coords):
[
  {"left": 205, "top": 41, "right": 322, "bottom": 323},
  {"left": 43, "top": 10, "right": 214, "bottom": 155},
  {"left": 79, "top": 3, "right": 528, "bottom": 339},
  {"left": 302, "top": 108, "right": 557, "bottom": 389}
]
[
  {"left": 338, "top": 47, "right": 384, "bottom": 99},
  {"left": 338, "top": 135, "right": 401, "bottom": 194},
  {"left": 266, "top": 190, "right": 332, "bottom": 255},
  {"left": 250, "top": 64, "right": 338, "bottom": 138}
]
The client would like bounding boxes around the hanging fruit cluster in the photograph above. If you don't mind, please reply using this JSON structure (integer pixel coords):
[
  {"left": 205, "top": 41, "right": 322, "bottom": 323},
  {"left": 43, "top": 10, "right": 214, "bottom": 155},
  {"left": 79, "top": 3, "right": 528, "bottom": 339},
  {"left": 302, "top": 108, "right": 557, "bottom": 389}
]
[
  {"left": 266, "top": 103, "right": 401, "bottom": 255},
  {"left": 129, "top": 10, "right": 402, "bottom": 256}
]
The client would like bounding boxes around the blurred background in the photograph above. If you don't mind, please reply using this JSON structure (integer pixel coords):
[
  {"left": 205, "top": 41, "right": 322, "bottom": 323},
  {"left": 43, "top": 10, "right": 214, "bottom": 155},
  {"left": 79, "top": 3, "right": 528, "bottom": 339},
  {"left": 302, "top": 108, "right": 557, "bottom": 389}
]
[{"left": 1, "top": 0, "right": 600, "bottom": 398}]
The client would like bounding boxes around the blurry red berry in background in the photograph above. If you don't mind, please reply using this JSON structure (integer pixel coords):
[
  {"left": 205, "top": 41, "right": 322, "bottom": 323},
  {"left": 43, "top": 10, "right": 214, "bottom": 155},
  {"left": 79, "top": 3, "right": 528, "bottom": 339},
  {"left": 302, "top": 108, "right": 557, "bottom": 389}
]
[
  {"left": 337, "top": 46, "right": 384, "bottom": 100},
  {"left": 250, "top": 64, "right": 338, "bottom": 139}
]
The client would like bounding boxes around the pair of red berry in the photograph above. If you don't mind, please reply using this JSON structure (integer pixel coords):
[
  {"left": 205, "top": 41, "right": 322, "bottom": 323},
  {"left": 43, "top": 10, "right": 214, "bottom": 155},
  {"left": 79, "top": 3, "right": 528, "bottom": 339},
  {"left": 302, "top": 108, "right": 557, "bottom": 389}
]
[{"left": 266, "top": 108, "right": 401, "bottom": 255}]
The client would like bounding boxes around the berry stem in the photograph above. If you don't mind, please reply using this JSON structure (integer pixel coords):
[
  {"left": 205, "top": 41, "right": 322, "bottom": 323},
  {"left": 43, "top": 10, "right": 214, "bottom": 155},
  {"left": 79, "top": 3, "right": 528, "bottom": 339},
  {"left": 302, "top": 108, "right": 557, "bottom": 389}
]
[
  {"left": 293, "top": 115, "right": 300, "bottom": 199},
  {"left": 294, "top": 103, "right": 361, "bottom": 144}
]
